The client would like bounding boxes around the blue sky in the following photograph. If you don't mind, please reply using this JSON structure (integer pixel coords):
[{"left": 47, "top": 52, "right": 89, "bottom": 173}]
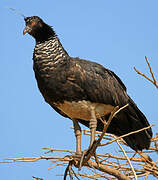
[{"left": 1, "top": 0, "right": 158, "bottom": 179}]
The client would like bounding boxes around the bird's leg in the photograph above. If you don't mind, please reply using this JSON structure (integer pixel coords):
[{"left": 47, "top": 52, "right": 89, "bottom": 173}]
[
  {"left": 89, "top": 106, "right": 97, "bottom": 148},
  {"left": 78, "top": 106, "right": 97, "bottom": 169},
  {"left": 72, "top": 119, "right": 82, "bottom": 156}
]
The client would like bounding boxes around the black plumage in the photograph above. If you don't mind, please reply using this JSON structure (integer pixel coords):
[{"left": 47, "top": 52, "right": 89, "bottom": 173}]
[{"left": 23, "top": 16, "right": 152, "bottom": 152}]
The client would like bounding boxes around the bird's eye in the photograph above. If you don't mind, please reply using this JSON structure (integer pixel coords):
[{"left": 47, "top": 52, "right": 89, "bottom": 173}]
[{"left": 31, "top": 21, "right": 36, "bottom": 26}]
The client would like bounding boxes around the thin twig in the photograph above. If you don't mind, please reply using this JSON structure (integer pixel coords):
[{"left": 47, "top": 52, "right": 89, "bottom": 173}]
[
  {"left": 71, "top": 168, "right": 80, "bottom": 180},
  {"left": 117, "top": 140, "right": 138, "bottom": 180},
  {"left": 145, "top": 56, "right": 157, "bottom": 84},
  {"left": 100, "top": 124, "right": 154, "bottom": 147},
  {"left": 42, "top": 147, "right": 75, "bottom": 154},
  {"left": 134, "top": 56, "right": 158, "bottom": 88},
  {"left": 87, "top": 160, "right": 131, "bottom": 180},
  {"left": 64, "top": 160, "right": 73, "bottom": 180}
]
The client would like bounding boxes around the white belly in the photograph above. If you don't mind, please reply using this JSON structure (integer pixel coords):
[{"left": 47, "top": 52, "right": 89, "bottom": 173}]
[{"left": 56, "top": 100, "right": 114, "bottom": 121}]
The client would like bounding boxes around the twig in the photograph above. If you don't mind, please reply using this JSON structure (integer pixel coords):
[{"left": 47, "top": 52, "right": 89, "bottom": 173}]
[
  {"left": 86, "top": 160, "right": 130, "bottom": 180},
  {"left": 116, "top": 140, "right": 138, "bottom": 180},
  {"left": 71, "top": 168, "right": 80, "bottom": 180},
  {"left": 42, "top": 147, "right": 75, "bottom": 154},
  {"left": 97, "top": 153, "right": 147, "bottom": 162},
  {"left": 100, "top": 124, "right": 154, "bottom": 147},
  {"left": 0, "top": 156, "right": 72, "bottom": 163},
  {"left": 145, "top": 56, "right": 157, "bottom": 84},
  {"left": 134, "top": 56, "right": 158, "bottom": 88}
]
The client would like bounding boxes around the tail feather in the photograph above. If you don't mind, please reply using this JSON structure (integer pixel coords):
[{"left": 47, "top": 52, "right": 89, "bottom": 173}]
[
  {"left": 104, "top": 113, "right": 151, "bottom": 151},
  {"left": 116, "top": 114, "right": 151, "bottom": 151},
  {"left": 107, "top": 101, "right": 152, "bottom": 150},
  {"left": 127, "top": 96, "right": 152, "bottom": 138}
]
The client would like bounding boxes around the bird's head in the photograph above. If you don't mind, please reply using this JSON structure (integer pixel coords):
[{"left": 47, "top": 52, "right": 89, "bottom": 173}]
[
  {"left": 23, "top": 16, "right": 43, "bottom": 36},
  {"left": 23, "top": 16, "right": 56, "bottom": 43}
]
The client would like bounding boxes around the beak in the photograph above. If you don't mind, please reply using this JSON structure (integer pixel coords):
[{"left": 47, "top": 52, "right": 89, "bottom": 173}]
[{"left": 23, "top": 26, "right": 31, "bottom": 35}]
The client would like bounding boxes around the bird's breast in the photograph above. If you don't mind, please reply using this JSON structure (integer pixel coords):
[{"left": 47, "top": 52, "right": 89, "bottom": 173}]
[{"left": 55, "top": 100, "right": 114, "bottom": 121}]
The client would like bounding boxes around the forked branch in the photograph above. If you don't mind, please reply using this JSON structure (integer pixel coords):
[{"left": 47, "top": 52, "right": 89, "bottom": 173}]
[{"left": 134, "top": 56, "right": 158, "bottom": 88}]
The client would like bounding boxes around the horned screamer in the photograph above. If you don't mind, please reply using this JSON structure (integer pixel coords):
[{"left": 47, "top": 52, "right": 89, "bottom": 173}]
[{"left": 23, "top": 16, "right": 152, "bottom": 155}]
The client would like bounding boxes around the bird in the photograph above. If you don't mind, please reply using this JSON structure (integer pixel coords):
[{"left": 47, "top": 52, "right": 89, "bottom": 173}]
[{"left": 23, "top": 16, "right": 152, "bottom": 155}]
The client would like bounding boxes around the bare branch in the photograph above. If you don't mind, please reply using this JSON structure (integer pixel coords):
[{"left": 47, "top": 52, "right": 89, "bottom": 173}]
[
  {"left": 116, "top": 140, "right": 138, "bottom": 180},
  {"left": 0, "top": 105, "right": 157, "bottom": 179},
  {"left": 134, "top": 56, "right": 158, "bottom": 88},
  {"left": 86, "top": 160, "right": 131, "bottom": 180},
  {"left": 100, "top": 124, "right": 154, "bottom": 147},
  {"left": 1, "top": 132, "right": 158, "bottom": 179}
]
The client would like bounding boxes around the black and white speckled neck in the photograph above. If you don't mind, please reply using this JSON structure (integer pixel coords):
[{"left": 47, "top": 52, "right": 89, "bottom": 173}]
[
  {"left": 34, "top": 36, "right": 69, "bottom": 63},
  {"left": 33, "top": 36, "right": 70, "bottom": 78}
]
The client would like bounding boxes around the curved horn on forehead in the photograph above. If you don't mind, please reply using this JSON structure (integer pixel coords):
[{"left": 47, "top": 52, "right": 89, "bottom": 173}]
[{"left": 5, "top": 6, "right": 26, "bottom": 18}]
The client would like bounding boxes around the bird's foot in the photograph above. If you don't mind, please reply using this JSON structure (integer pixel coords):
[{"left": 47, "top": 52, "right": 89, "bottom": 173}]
[
  {"left": 65, "top": 151, "right": 91, "bottom": 170},
  {"left": 71, "top": 152, "right": 82, "bottom": 159},
  {"left": 65, "top": 141, "right": 100, "bottom": 170},
  {"left": 78, "top": 140, "right": 99, "bottom": 170},
  {"left": 64, "top": 152, "right": 82, "bottom": 169}
]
